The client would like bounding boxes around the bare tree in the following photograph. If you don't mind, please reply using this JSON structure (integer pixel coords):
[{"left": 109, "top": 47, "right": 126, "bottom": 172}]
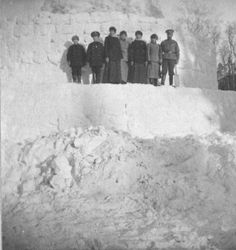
[
  {"left": 177, "top": 0, "right": 221, "bottom": 45},
  {"left": 225, "top": 22, "right": 236, "bottom": 62},
  {"left": 218, "top": 22, "right": 236, "bottom": 90}
]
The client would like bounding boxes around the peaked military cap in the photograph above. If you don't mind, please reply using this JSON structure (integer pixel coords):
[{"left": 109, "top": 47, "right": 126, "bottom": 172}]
[
  {"left": 91, "top": 31, "right": 100, "bottom": 37},
  {"left": 135, "top": 30, "right": 143, "bottom": 36},
  {"left": 71, "top": 35, "right": 79, "bottom": 41},
  {"left": 165, "top": 29, "right": 174, "bottom": 34}
]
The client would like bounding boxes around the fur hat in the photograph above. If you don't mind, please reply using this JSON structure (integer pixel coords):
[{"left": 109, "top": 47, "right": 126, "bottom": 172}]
[
  {"left": 109, "top": 26, "right": 117, "bottom": 32},
  {"left": 135, "top": 30, "right": 143, "bottom": 36},
  {"left": 91, "top": 31, "right": 100, "bottom": 37},
  {"left": 71, "top": 35, "right": 79, "bottom": 41},
  {"left": 151, "top": 33, "right": 158, "bottom": 39}
]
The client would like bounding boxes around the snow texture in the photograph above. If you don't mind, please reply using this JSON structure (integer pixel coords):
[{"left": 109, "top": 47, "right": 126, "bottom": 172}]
[
  {"left": 2, "top": 83, "right": 236, "bottom": 143},
  {"left": 2, "top": 127, "right": 236, "bottom": 250}
]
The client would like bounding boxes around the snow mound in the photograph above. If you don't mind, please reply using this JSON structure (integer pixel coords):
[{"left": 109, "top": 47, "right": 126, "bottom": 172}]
[{"left": 2, "top": 127, "right": 236, "bottom": 250}]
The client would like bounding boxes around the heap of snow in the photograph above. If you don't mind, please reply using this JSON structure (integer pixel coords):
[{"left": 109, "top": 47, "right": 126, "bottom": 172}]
[{"left": 2, "top": 126, "right": 236, "bottom": 250}]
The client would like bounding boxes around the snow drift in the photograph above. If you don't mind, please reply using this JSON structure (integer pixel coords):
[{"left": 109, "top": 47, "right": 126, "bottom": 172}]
[
  {"left": 2, "top": 83, "right": 236, "bottom": 250},
  {"left": 2, "top": 127, "right": 236, "bottom": 250}
]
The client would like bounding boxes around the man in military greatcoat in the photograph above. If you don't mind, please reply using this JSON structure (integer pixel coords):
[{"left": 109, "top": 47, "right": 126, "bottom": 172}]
[
  {"left": 161, "top": 29, "right": 180, "bottom": 86},
  {"left": 87, "top": 31, "right": 105, "bottom": 83}
]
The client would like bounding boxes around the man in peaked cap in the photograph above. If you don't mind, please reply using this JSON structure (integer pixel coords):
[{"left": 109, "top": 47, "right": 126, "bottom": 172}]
[
  {"left": 161, "top": 29, "right": 180, "bottom": 86},
  {"left": 87, "top": 31, "right": 105, "bottom": 83}
]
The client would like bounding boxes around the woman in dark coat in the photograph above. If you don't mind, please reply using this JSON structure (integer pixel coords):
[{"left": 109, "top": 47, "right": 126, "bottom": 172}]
[
  {"left": 67, "top": 35, "right": 86, "bottom": 83},
  {"left": 129, "top": 31, "right": 148, "bottom": 83},
  {"left": 103, "top": 26, "right": 123, "bottom": 84}
]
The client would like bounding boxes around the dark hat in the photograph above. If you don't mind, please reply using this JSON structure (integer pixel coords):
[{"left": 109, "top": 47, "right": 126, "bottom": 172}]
[
  {"left": 109, "top": 26, "right": 117, "bottom": 32},
  {"left": 151, "top": 33, "right": 158, "bottom": 39},
  {"left": 120, "top": 30, "right": 127, "bottom": 36},
  {"left": 165, "top": 29, "right": 174, "bottom": 34},
  {"left": 71, "top": 35, "right": 79, "bottom": 41},
  {"left": 135, "top": 30, "right": 143, "bottom": 36},
  {"left": 91, "top": 31, "right": 100, "bottom": 37}
]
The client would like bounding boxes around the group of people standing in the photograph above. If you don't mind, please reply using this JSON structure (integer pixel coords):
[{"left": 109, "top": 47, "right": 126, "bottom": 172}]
[{"left": 67, "top": 26, "right": 180, "bottom": 86}]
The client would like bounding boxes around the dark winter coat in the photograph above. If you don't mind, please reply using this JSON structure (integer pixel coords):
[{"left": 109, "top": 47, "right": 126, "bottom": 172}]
[
  {"left": 87, "top": 41, "right": 105, "bottom": 67},
  {"left": 104, "top": 35, "right": 123, "bottom": 61},
  {"left": 67, "top": 44, "right": 86, "bottom": 67},
  {"left": 129, "top": 40, "right": 148, "bottom": 63}
]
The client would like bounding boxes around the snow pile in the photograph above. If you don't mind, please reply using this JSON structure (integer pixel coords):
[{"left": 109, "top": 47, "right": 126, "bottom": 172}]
[{"left": 2, "top": 127, "right": 236, "bottom": 250}]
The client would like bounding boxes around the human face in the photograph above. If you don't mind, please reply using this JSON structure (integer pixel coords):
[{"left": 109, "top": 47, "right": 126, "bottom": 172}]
[
  {"left": 136, "top": 34, "right": 142, "bottom": 40},
  {"left": 109, "top": 30, "right": 116, "bottom": 36},
  {"left": 167, "top": 33, "right": 173, "bottom": 39},
  {"left": 93, "top": 36, "right": 99, "bottom": 42},
  {"left": 73, "top": 39, "right": 79, "bottom": 44},
  {"left": 120, "top": 34, "right": 127, "bottom": 40},
  {"left": 151, "top": 38, "right": 157, "bottom": 43}
]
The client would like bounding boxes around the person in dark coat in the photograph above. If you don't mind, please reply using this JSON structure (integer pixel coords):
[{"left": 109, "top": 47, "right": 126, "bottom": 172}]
[
  {"left": 103, "top": 26, "right": 123, "bottom": 84},
  {"left": 161, "top": 29, "right": 180, "bottom": 86},
  {"left": 130, "top": 31, "right": 148, "bottom": 83},
  {"left": 67, "top": 35, "right": 86, "bottom": 83},
  {"left": 87, "top": 31, "right": 105, "bottom": 83}
]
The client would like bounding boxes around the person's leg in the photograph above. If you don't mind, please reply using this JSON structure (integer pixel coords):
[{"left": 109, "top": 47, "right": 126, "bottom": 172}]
[
  {"left": 154, "top": 78, "right": 158, "bottom": 86},
  {"left": 96, "top": 66, "right": 102, "bottom": 83},
  {"left": 149, "top": 78, "right": 154, "bottom": 85},
  {"left": 71, "top": 66, "right": 77, "bottom": 82},
  {"left": 91, "top": 67, "right": 96, "bottom": 83},
  {"left": 75, "top": 67, "right": 81, "bottom": 83},
  {"left": 168, "top": 60, "right": 175, "bottom": 86},
  {"left": 161, "top": 60, "right": 168, "bottom": 85}
]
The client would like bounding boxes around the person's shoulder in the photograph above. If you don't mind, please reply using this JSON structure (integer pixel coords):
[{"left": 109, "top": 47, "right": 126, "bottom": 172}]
[
  {"left": 161, "top": 39, "right": 167, "bottom": 44},
  {"left": 141, "top": 40, "right": 147, "bottom": 44},
  {"left": 79, "top": 43, "right": 85, "bottom": 48}
]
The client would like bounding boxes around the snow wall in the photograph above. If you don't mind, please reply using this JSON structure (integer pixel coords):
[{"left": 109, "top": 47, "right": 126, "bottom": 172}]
[
  {"left": 0, "top": 0, "right": 217, "bottom": 89},
  {"left": 2, "top": 83, "right": 236, "bottom": 143}
]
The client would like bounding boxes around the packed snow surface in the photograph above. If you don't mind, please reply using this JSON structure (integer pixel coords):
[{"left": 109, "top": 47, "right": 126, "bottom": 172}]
[
  {"left": 2, "top": 127, "right": 236, "bottom": 250},
  {"left": 2, "top": 83, "right": 236, "bottom": 143}
]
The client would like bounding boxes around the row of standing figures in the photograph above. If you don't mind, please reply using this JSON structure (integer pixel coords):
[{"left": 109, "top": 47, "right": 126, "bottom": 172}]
[{"left": 65, "top": 27, "right": 180, "bottom": 86}]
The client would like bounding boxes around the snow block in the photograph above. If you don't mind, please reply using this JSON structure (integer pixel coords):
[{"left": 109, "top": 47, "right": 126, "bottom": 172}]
[{"left": 2, "top": 83, "right": 236, "bottom": 143}]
